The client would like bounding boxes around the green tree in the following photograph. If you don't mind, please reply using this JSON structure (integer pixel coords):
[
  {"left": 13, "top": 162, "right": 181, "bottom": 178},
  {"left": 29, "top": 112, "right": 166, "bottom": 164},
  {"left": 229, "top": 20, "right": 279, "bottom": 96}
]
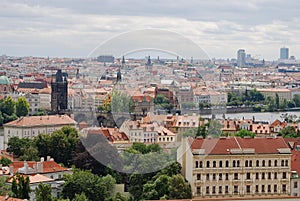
[
  {"left": 72, "top": 192, "right": 88, "bottom": 201},
  {"left": 278, "top": 126, "right": 299, "bottom": 138},
  {"left": 275, "top": 93, "right": 280, "bottom": 109},
  {"left": 62, "top": 170, "right": 115, "bottom": 201},
  {"left": 143, "top": 174, "right": 170, "bottom": 200},
  {"left": 11, "top": 174, "right": 30, "bottom": 199},
  {"left": 183, "top": 127, "right": 197, "bottom": 137},
  {"left": 248, "top": 89, "right": 264, "bottom": 103},
  {"left": 0, "top": 177, "right": 10, "bottom": 196},
  {"left": 128, "top": 142, "right": 148, "bottom": 154},
  {"left": 168, "top": 174, "right": 192, "bottom": 199},
  {"left": 1, "top": 97, "right": 15, "bottom": 116},
  {"left": 106, "top": 192, "right": 129, "bottom": 201},
  {"left": 154, "top": 94, "right": 173, "bottom": 112},
  {"left": 265, "top": 96, "right": 276, "bottom": 112},
  {"left": 34, "top": 108, "right": 46, "bottom": 116},
  {"left": 15, "top": 96, "right": 30, "bottom": 117},
  {"left": 19, "top": 145, "right": 39, "bottom": 161},
  {"left": 235, "top": 129, "right": 256, "bottom": 138},
  {"left": 34, "top": 134, "right": 52, "bottom": 158},
  {"left": 0, "top": 157, "right": 12, "bottom": 166},
  {"left": 288, "top": 100, "right": 296, "bottom": 108},
  {"left": 293, "top": 94, "right": 300, "bottom": 107},
  {"left": 7, "top": 137, "right": 32, "bottom": 157},
  {"left": 35, "top": 183, "right": 52, "bottom": 201},
  {"left": 0, "top": 111, "right": 4, "bottom": 126},
  {"left": 279, "top": 99, "right": 288, "bottom": 110}
]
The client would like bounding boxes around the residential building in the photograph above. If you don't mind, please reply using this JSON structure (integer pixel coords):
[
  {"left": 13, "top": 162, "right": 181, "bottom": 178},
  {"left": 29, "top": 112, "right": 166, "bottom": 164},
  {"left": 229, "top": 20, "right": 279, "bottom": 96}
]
[
  {"left": 81, "top": 127, "right": 130, "bottom": 146},
  {"left": 257, "top": 88, "right": 291, "bottom": 102},
  {"left": 25, "top": 92, "right": 40, "bottom": 115},
  {"left": 5, "top": 157, "right": 72, "bottom": 200},
  {"left": 285, "top": 138, "right": 300, "bottom": 196},
  {"left": 120, "top": 118, "right": 176, "bottom": 144},
  {"left": 178, "top": 137, "right": 291, "bottom": 198},
  {"left": 131, "top": 94, "right": 154, "bottom": 115},
  {"left": 39, "top": 87, "right": 51, "bottom": 110},
  {"left": 3, "top": 115, "right": 77, "bottom": 148}
]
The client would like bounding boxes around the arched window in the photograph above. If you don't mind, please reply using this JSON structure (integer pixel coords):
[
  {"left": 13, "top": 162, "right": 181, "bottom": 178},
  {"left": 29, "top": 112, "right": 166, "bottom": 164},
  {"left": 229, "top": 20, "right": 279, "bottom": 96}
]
[
  {"left": 256, "top": 160, "right": 260, "bottom": 167},
  {"left": 249, "top": 160, "right": 252, "bottom": 167},
  {"left": 226, "top": 160, "right": 229, "bottom": 167},
  {"left": 200, "top": 161, "right": 203, "bottom": 168},
  {"left": 237, "top": 160, "right": 240, "bottom": 167},
  {"left": 195, "top": 161, "right": 199, "bottom": 168},
  {"left": 285, "top": 160, "right": 288, "bottom": 167},
  {"left": 268, "top": 160, "right": 272, "bottom": 167},
  {"left": 206, "top": 161, "right": 210, "bottom": 168},
  {"left": 274, "top": 160, "right": 278, "bottom": 167},
  {"left": 213, "top": 161, "right": 216, "bottom": 168},
  {"left": 245, "top": 160, "right": 249, "bottom": 167},
  {"left": 233, "top": 160, "right": 236, "bottom": 167},
  {"left": 219, "top": 161, "right": 223, "bottom": 168},
  {"left": 281, "top": 160, "right": 284, "bottom": 166},
  {"left": 262, "top": 160, "right": 265, "bottom": 167}
]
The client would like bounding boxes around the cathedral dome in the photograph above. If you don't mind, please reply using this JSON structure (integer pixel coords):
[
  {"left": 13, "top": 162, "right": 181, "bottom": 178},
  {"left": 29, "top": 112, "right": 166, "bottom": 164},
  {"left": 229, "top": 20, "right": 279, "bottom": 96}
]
[{"left": 0, "top": 76, "right": 10, "bottom": 85}]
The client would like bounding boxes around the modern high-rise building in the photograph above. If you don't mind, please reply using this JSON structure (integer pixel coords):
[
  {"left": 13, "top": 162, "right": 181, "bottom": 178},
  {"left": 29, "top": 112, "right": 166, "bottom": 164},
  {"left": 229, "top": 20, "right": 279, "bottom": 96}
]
[
  {"left": 280, "top": 47, "right": 289, "bottom": 60},
  {"left": 237, "top": 49, "right": 246, "bottom": 67}
]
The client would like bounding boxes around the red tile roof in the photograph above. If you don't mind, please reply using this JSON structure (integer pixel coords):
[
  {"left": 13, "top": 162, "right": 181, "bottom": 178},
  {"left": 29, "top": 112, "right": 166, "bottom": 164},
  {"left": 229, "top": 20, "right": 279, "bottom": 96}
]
[
  {"left": 85, "top": 127, "right": 129, "bottom": 143},
  {"left": 4, "top": 115, "right": 76, "bottom": 127},
  {"left": 284, "top": 138, "right": 300, "bottom": 175},
  {"left": 189, "top": 137, "right": 289, "bottom": 155},
  {"left": 10, "top": 161, "right": 68, "bottom": 174}
]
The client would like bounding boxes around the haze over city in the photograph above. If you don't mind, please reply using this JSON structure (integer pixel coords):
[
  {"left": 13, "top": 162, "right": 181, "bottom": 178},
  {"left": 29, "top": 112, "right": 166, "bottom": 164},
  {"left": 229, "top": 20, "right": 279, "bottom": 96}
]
[{"left": 1, "top": 0, "right": 300, "bottom": 60}]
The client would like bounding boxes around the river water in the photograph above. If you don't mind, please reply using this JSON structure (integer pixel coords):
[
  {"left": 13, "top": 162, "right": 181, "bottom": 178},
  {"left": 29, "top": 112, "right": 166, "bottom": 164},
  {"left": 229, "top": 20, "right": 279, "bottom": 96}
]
[{"left": 202, "top": 111, "right": 300, "bottom": 123}]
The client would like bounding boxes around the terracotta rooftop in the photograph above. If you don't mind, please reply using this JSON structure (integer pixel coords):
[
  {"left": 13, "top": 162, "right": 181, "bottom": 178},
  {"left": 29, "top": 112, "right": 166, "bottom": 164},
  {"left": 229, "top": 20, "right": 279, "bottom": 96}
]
[
  {"left": 4, "top": 115, "right": 76, "bottom": 127},
  {"left": 189, "top": 137, "right": 290, "bottom": 155},
  {"left": 8, "top": 173, "right": 54, "bottom": 184},
  {"left": 284, "top": 138, "right": 300, "bottom": 176},
  {"left": 10, "top": 160, "right": 68, "bottom": 174}
]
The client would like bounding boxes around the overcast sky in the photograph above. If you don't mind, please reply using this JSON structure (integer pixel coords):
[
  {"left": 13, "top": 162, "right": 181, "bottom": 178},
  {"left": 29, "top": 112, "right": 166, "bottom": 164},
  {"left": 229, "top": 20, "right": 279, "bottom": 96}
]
[{"left": 1, "top": 0, "right": 300, "bottom": 60}]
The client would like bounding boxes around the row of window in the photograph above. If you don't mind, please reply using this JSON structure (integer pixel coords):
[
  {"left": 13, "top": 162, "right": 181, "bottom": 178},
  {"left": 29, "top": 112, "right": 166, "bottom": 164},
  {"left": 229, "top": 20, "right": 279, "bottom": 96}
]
[
  {"left": 196, "top": 172, "right": 287, "bottom": 181},
  {"left": 196, "top": 184, "right": 287, "bottom": 195},
  {"left": 195, "top": 159, "right": 289, "bottom": 168},
  {"left": 130, "top": 133, "right": 157, "bottom": 137}
]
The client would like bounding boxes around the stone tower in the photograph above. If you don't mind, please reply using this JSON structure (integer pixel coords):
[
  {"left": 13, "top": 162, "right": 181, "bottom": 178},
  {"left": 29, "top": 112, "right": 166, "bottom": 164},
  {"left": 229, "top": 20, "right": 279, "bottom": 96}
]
[{"left": 51, "top": 69, "right": 68, "bottom": 113}]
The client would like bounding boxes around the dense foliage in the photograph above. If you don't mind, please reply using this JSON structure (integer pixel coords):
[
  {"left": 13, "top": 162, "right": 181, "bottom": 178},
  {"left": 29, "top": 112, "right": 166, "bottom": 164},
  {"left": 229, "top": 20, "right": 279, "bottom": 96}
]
[
  {"left": 7, "top": 126, "right": 79, "bottom": 166},
  {"left": 35, "top": 183, "right": 52, "bottom": 201},
  {"left": 128, "top": 162, "right": 192, "bottom": 200},
  {"left": 0, "top": 96, "right": 31, "bottom": 126},
  {"left": 154, "top": 94, "right": 174, "bottom": 113},
  {"left": 234, "top": 129, "right": 256, "bottom": 138},
  {"left": 62, "top": 169, "right": 115, "bottom": 201},
  {"left": 11, "top": 174, "right": 31, "bottom": 199}
]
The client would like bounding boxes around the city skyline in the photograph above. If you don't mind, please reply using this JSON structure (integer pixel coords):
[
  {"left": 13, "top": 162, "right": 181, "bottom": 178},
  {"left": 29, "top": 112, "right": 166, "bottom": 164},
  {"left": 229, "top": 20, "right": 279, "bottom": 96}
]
[{"left": 1, "top": 0, "right": 300, "bottom": 60}]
